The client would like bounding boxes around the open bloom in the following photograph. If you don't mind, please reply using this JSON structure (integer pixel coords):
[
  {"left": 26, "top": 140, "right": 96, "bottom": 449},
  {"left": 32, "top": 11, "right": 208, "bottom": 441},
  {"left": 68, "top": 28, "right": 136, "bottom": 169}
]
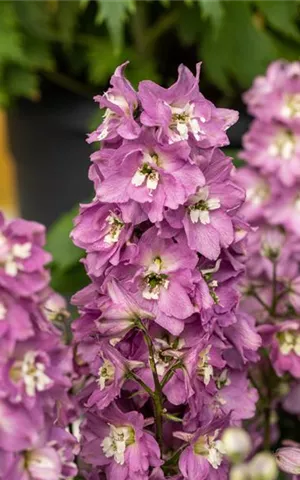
[
  {"left": 0, "top": 425, "right": 78, "bottom": 480},
  {"left": 175, "top": 419, "right": 229, "bottom": 480},
  {"left": 95, "top": 135, "right": 205, "bottom": 223},
  {"left": 0, "top": 215, "right": 51, "bottom": 297},
  {"left": 244, "top": 60, "right": 300, "bottom": 128},
  {"left": 80, "top": 403, "right": 161, "bottom": 480},
  {"left": 259, "top": 321, "right": 300, "bottom": 378},
  {"left": 72, "top": 201, "right": 145, "bottom": 277},
  {"left": 78, "top": 341, "right": 143, "bottom": 410},
  {"left": 88, "top": 62, "right": 140, "bottom": 143},
  {"left": 139, "top": 63, "right": 237, "bottom": 147},
  {"left": 129, "top": 229, "right": 197, "bottom": 334},
  {"left": 241, "top": 120, "right": 300, "bottom": 186}
]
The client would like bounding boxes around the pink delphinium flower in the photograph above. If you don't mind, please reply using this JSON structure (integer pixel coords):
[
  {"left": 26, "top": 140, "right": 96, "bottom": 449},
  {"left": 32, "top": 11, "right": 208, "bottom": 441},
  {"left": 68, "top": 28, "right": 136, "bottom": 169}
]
[
  {"left": 0, "top": 213, "right": 78, "bottom": 477},
  {"left": 72, "top": 63, "right": 259, "bottom": 478},
  {"left": 236, "top": 60, "right": 300, "bottom": 459}
]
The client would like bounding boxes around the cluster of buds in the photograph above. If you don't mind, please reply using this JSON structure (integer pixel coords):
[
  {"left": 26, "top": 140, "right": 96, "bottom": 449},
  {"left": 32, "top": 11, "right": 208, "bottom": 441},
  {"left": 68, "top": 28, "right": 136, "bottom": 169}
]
[
  {"left": 236, "top": 61, "right": 300, "bottom": 468},
  {"left": 71, "top": 62, "right": 261, "bottom": 479},
  {"left": 0, "top": 213, "right": 78, "bottom": 479}
]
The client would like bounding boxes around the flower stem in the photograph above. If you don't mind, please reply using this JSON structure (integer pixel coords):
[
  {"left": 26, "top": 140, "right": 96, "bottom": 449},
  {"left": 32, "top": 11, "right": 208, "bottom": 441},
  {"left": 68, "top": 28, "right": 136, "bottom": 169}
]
[
  {"left": 137, "top": 320, "right": 164, "bottom": 452},
  {"left": 127, "top": 370, "right": 155, "bottom": 398},
  {"left": 270, "top": 261, "right": 278, "bottom": 316}
]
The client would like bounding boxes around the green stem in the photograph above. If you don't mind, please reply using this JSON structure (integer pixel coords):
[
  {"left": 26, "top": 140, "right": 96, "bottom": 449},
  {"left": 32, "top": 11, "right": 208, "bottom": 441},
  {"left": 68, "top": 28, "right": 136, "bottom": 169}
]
[
  {"left": 161, "top": 360, "right": 182, "bottom": 388},
  {"left": 42, "top": 71, "right": 93, "bottom": 98},
  {"left": 127, "top": 370, "right": 155, "bottom": 398},
  {"left": 263, "top": 403, "right": 271, "bottom": 450},
  {"left": 144, "top": 9, "right": 180, "bottom": 49},
  {"left": 270, "top": 261, "right": 278, "bottom": 316},
  {"left": 250, "top": 289, "right": 272, "bottom": 314},
  {"left": 137, "top": 320, "right": 164, "bottom": 451}
]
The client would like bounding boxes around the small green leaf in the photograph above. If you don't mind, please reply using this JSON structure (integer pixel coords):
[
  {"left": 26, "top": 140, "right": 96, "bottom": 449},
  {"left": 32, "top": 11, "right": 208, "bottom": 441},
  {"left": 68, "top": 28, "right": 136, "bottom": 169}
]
[
  {"left": 14, "top": 2, "right": 55, "bottom": 41},
  {"left": 96, "top": 0, "right": 135, "bottom": 53},
  {"left": 46, "top": 206, "right": 83, "bottom": 272},
  {"left": 0, "top": 3, "right": 23, "bottom": 63},
  {"left": 5, "top": 67, "right": 39, "bottom": 100},
  {"left": 201, "top": 1, "right": 277, "bottom": 92},
  {"left": 198, "top": 0, "right": 224, "bottom": 33},
  {"left": 255, "top": 0, "right": 300, "bottom": 42},
  {"left": 56, "top": 1, "right": 80, "bottom": 46},
  {"left": 87, "top": 39, "right": 122, "bottom": 84}
]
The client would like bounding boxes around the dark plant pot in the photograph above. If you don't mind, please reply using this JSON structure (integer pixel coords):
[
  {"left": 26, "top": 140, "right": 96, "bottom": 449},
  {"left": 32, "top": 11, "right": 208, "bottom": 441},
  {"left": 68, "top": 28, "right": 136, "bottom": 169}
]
[{"left": 7, "top": 83, "right": 96, "bottom": 227}]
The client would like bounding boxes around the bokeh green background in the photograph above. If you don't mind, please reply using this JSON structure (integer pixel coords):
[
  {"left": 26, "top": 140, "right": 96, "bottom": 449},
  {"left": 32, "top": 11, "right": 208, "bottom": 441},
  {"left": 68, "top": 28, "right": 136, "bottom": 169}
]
[{"left": 1, "top": 0, "right": 299, "bottom": 107}]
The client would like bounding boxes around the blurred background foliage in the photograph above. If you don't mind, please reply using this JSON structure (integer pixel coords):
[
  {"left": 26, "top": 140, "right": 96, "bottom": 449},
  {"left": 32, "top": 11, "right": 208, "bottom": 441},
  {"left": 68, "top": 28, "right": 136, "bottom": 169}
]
[{"left": 1, "top": 0, "right": 300, "bottom": 106}]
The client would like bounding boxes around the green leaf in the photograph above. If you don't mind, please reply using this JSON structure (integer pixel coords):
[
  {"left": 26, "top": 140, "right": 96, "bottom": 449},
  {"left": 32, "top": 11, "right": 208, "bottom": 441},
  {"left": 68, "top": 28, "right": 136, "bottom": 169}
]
[
  {"left": 56, "top": 1, "right": 80, "bottom": 46},
  {"left": 87, "top": 39, "right": 122, "bottom": 85},
  {"left": 14, "top": 2, "right": 55, "bottom": 41},
  {"left": 201, "top": 1, "right": 277, "bottom": 93},
  {"left": 198, "top": 0, "right": 224, "bottom": 32},
  {"left": 223, "top": 148, "right": 245, "bottom": 168},
  {"left": 177, "top": 3, "right": 204, "bottom": 46},
  {"left": 96, "top": 0, "right": 135, "bottom": 52},
  {"left": 255, "top": 0, "right": 300, "bottom": 42},
  {"left": 50, "top": 262, "right": 89, "bottom": 297},
  {"left": 5, "top": 67, "right": 39, "bottom": 100},
  {"left": 20, "top": 38, "right": 54, "bottom": 71},
  {"left": 0, "top": 3, "right": 23, "bottom": 63},
  {"left": 46, "top": 206, "right": 83, "bottom": 272}
]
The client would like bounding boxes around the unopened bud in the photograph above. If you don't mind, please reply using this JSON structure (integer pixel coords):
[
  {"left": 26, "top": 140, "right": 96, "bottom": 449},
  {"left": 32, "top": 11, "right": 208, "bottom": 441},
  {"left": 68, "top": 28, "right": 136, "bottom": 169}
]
[
  {"left": 230, "top": 463, "right": 250, "bottom": 480},
  {"left": 249, "top": 452, "right": 278, "bottom": 480},
  {"left": 222, "top": 427, "right": 252, "bottom": 463},
  {"left": 276, "top": 446, "right": 300, "bottom": 474}
]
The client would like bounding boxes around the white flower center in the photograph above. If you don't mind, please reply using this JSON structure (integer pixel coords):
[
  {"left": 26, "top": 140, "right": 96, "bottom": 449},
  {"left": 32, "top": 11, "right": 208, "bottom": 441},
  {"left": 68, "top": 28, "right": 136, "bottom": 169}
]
[
  {"left": 10, "top": 351, "right": 52, "bottom": 397},
  {"left": 294, "top": 195, "right": 300, "bottom": 212},
  {"left": 153, "top": 336, "right": 185, "bottom": 376},
  {"left": 25, "top": 449, "right": 58, "bottom": 471},
  {"left": 169, "top": 103, "right": 205, "bottom": 143},
  {"left": 104, "top": 213, "right": 124, "bottom": 245},
  {"left": 268, "top": 130, "right": 295, "bottom": 160},
  {"left": 1, "top": 241, "right": 32, "bottom": 277},
  {"left": 98, "top": 94, "right": 130, "bottom": 141},
  {"left": 277, "top": 330, "right": 300, "bottom": 356},
  {"left": 132, "top": 162, "right": 159, "bottom": 191},
  {"left": 0, "top": 302, "right": 7, "bottom": 320},
  {"left": 246, "top": 182, "right": 270, "bottom": 206},
  {"left": 281, "top": 93, "right": 300, "bottom": 119},
  {"left": 101, "top": 425, "right": 134, "bottom": 465},
  {"left": 194, "top": 431, "right": 225, "bottom": 469},
  {"left": 214, "top": 369, "right": 231, "bottom": 390},
  {"left": 189, "top": 187, "right": 220, "bottom": 225},
  {"left": 197, "top": 346, "right": 213, "bottom": 386},
  {"left": 97, "top": 359, "right": 115, "bottom": 390},
  {"left": 142, "top": 257, "right": 169, "bottom": 300}
]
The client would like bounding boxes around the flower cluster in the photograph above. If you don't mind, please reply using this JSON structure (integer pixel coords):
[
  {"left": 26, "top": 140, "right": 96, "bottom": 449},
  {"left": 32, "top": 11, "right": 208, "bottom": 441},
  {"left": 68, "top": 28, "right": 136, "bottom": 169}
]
[
  {"left": 236, "top": 60, "right": 300, "bottom": 467},
  {"left": 72, "top": 62, "right": 261, "bottom": 479},
  {"left": 0, "top": 213, "right": 78, "bottom": 479}
]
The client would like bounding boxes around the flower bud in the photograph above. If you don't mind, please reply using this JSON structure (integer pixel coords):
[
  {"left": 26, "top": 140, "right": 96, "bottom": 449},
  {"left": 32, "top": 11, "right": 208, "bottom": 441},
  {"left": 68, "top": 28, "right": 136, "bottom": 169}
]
[
  {"left": 276, "top": 446, "right": 300, "bottom": 474},
  {"left": 230, "top": 463, "right": 250, "bottom": 480},
  {"left": 222, "top": 427, "right": 252, "bottom": 463},
  {"left": 249, "top": 452, "right": 278, "bottom": 480}
]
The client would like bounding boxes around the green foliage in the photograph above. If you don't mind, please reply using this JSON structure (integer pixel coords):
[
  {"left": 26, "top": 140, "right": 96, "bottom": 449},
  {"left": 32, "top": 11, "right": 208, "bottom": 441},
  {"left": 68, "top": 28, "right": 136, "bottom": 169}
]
[
  {"left": 0, "top": 0, "right": 300, "bottom": 106},
  {"left": 201, "top": 1, "right": 278, "bottom": 92},
  {"left": 198, "top": 0, "right": 224, "bottom": 32},
  {"left": 46, "top": 206, "right": 82, "bottom": 271},
  {"left": 96, "top": 0, "right": 135, "bottom": 52},
  {"left": 46, "top": 207, "right": 87, "bottom": 296}
]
